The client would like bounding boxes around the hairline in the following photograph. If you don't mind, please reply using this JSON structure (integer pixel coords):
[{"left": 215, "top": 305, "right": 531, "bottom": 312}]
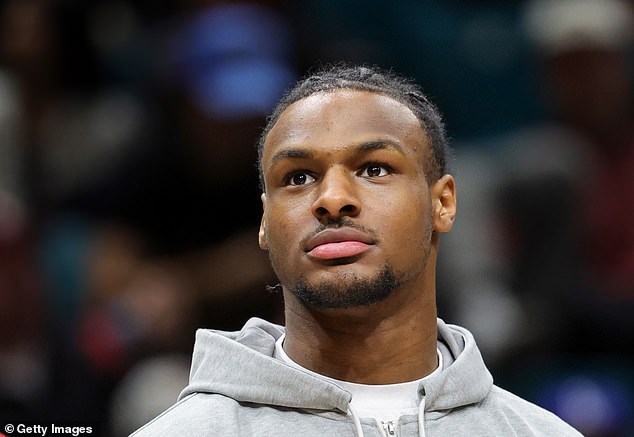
[
  {"left": 259, "top": 88, "right": 440, "bottom": 189},
  {"left": 256, "top": 66, "right": 450, "bottom": 191}
]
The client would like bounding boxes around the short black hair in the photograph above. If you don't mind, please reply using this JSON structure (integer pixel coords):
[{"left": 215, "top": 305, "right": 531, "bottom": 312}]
[{"left": 257, "top": 63, "right": 451, "bottom": 190}]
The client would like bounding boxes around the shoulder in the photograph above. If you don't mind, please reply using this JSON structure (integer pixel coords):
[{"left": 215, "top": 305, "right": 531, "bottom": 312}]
[
  {"left": 480, "top": 385, "right": 582, "bottom": 436},
  {"left": 129, "top": 391, "right": 347, "bottom": 437},
  {"left": 129, "top": 393, "right": 241, "bottom": 437}
]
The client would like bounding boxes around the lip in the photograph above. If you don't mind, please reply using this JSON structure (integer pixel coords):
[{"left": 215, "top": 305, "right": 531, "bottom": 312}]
[{"left": 305, "top": 228, "right": 375, "bottom": 260}]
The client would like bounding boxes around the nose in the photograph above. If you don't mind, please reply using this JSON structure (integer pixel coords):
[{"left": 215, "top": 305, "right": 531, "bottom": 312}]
[{"left": 311, "top": 167, "right": 361, "bottom": 223}]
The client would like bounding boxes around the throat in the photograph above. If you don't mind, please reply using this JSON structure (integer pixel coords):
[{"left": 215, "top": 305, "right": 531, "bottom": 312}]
[
  {"left": 281, "top": 308, "right": 439, "bottom": 384},
  {"left": 281, "top": 266, "right": 439, "bottom": 384}
]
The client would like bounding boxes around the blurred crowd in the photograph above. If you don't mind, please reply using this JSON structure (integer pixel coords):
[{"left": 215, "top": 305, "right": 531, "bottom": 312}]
[{"left": 0, "top": 0, "right": 632, "bottom": 436}]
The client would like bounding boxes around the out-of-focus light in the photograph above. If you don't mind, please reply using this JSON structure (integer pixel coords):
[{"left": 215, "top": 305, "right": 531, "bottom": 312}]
[
  {"left": 537, "top": 374, "right": 632, "bottom": 435},
  {"left": 169, "top": 3, "right": 296, "bottom": 120}
]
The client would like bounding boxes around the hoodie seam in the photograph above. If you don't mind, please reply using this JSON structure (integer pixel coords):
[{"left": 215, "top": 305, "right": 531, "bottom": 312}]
[{"left": 236, "top": 400, "right": 351, "bottom": 422}]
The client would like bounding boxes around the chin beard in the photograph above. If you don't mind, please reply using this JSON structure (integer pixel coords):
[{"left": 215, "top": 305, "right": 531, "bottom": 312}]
[{"left": 290, "top": 265, "right": 401, "bottom": 309}]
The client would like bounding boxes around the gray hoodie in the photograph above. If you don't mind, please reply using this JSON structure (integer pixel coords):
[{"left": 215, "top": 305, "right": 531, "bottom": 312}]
[{"left": 131, "top": 318, "right": 582, "bottom": 436}]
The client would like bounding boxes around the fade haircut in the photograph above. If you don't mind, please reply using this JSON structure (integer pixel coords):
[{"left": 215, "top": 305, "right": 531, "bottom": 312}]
[{"left": 256, "top": 63, "right": 451, "bottom": 190}]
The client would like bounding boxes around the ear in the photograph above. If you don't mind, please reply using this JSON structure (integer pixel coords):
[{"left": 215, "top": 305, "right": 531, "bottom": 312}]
[
  {"left": 258, "top": 193, "right": 268, "bottom": 250},
  {"left": 431, "top": 174, "right": 456, "bottom": 233}
]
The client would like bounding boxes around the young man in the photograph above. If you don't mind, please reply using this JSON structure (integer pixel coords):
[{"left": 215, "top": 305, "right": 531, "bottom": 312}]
[{"left": 131, "top": 65, "right": 581, "bottom": 436}]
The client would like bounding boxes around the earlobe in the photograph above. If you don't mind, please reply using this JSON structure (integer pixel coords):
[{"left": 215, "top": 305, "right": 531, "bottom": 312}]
[
  {"left": 258, "top": 193, "right": 268, "bottom": 250},
  {"left": 432, "top": 174, "right": 456, "bottom": 233}
]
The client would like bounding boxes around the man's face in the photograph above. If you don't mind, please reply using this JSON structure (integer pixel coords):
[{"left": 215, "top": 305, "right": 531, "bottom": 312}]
[{"left": 259, "top": 89, "right": 440, "bottom": 308}]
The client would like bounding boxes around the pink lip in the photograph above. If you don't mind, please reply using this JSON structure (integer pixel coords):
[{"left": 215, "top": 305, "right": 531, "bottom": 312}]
[
  {"left": 309, "top": 241, "right": 371, "bottom": 259},
  {"left": 305, "top": 228, "right": 375, "bottom": 260}
]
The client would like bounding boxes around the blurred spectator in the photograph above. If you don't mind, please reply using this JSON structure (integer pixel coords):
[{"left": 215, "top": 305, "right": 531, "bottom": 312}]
[
  {"left": 0, "top": 0, "right": 144, "bottom": 217},
  {"left": 522, "top": 0, "right": 634, "bottom": 296},
  {"left": 0, "top": 0, "right": 160, "bottom": 429},
  {"left": 0, "top": 189, "right": 46, "bottom": 419},
  {"left": 0, "top": 0, "right": 295, "bottom": 433},
  {"left": 442, "top": 1, "right": 634, "bottom": 435},
  {"left": 502, "top": 0, "right": 634, "bottom": 350}
]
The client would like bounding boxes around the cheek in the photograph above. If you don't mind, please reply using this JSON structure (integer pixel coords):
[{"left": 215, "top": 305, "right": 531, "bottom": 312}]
[
  {"left": 263, "top": 211, "right": 290, "bottom": 276},
  {"left": 265, "top": 200, "right": 306, "bottom": 253},
  {"left": 376, "top": 191, "right": 431, "bottom": 252},
  {"left": 392, "top": 209, "right": 430, "bottom": 243},
  {"left": 264, "top": 210, "right": 285, "bottom": 251},
  {"left": 264, "top": 202, "right": 312, "bottom": 284}
]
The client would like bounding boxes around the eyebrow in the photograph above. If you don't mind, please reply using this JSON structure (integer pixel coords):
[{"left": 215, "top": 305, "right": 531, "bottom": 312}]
[
  {"left": 356, "top": 140, "right": 405, "bottom": 155},
  {"left": 270, "top": 148, "right": 313, "bottom": 166},
  {"left": 270, "top": 140, "right": 406, "bottom": 167}
]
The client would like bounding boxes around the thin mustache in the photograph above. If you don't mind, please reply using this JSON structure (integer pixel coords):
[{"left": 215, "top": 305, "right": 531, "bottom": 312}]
[{"left": 300, "top": 219, "right": 377, "bottom": 247}]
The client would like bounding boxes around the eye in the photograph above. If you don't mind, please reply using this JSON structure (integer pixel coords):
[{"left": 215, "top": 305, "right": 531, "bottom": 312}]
[
  {"left": 286, "top": 171, "right": 316, "bottom": 186},
  {"left": 359, "top": 163, "right": 391, "bottom": 178}
]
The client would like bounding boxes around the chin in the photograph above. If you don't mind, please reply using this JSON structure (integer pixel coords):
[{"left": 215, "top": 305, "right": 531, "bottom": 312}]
[{"left": 290, "top": 265, "right": 400, "bottom": 309}]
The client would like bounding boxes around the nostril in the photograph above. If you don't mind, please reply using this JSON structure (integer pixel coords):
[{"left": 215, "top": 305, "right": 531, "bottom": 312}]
[
  {"left": 340, "top": 204, "right": 356, "bottom": 214},
  {"left": 313, "top": 203, "right": 359, "bottom": 221},
  {"left": 315, "top": 206, "right": 329, "bottom": 217}
]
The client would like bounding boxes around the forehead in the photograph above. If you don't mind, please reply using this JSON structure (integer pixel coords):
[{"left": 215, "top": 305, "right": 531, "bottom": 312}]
[{"left": 262, "top": 89, "right": 429, "bottom": 162}]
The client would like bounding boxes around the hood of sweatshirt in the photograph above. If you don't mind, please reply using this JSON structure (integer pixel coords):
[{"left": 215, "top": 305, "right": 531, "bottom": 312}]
[{"left": 179, "top": 317, "right": 493, "bottom": 414}]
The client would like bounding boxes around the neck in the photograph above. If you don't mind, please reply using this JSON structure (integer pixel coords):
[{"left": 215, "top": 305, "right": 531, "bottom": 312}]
[{"left": 282, "top": 257, "right": 438, "bottom": 385}]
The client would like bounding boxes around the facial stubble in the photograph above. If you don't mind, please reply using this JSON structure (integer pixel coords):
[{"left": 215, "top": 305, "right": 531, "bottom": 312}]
[
  {"left": 267, "top": 220, "right": 434, "bottom": 310},
  {"left": 292, "top": 264, "right": 400, "bottom": 309}
]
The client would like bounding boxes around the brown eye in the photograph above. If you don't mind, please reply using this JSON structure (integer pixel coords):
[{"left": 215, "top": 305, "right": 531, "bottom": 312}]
[
  {"left": 360, "top": 163, "right": 390, "bottom": 178},
  {"left": 287, "top": 172, "right": 315, "bottom": 186}
]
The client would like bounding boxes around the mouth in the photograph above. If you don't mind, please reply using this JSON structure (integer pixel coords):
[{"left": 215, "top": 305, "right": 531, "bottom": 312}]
[{"left": 305, "top": 228, "right": 375, "bottom": 260}]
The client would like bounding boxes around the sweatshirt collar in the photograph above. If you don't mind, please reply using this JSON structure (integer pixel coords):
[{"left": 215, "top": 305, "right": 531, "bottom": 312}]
[{"left": 180, "top": 317, "right": 493, "bottom": 414}]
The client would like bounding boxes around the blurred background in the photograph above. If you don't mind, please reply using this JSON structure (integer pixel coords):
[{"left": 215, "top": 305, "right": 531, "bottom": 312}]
[{"left": 0, "top": 0, "right": 632, "bottom": 435}]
